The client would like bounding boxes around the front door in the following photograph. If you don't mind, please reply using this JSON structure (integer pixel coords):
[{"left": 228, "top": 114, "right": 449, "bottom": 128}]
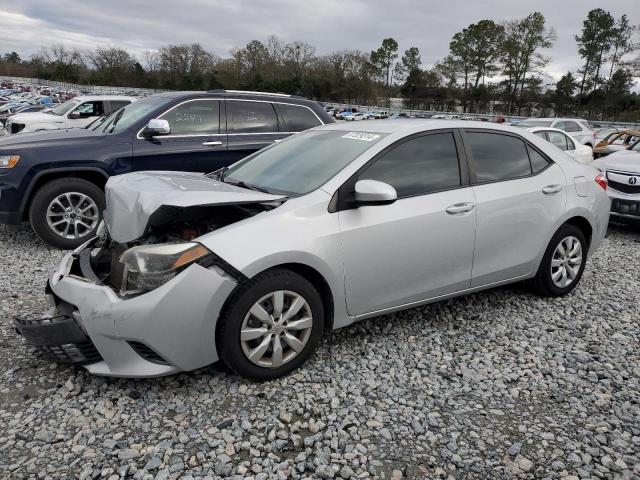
[
  {"left": 132, "top": 99, "right": 229, "bottom": 173},
  {"left": 462, "top": 130, "right": 567, "bottom": 287},
  {"left": 338, "top": 131, "right": 477, "bottom": 316}
]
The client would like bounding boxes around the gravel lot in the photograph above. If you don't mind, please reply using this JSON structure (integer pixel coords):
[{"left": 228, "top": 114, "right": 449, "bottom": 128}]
[{"left": 1, "top": 223, "right": 639, "bottom": 480}]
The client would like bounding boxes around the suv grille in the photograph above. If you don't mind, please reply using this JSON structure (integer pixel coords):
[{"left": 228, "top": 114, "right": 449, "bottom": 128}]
[{"left": 609, "top": 179, "right": 640, "bottom": 195}]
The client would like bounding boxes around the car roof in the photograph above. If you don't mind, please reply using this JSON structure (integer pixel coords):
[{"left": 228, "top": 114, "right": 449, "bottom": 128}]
[
  {"left": 319, "top": 119, "right": 527, "bottom": 135},
  {"left": 150, "top": 90, "right": 320, "bottom": 106},
  {"left": 525, "top": 117, "right": 588, "bottom": 122},
  {"left": 72, "top": 95, "right": 138, "bottom": 102},
  {"left": 525, "top": 126, "right": 571, "bottom": 134}
]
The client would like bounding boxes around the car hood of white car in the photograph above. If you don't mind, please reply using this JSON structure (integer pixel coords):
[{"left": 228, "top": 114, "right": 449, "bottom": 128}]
[
  {"left": 104, "top": 171, "right": 287, "bottom": 243},
  {"left": 593, "top": 150, "right": 640, "bottom": 173},
  {"left": 8, "top": 111, "right": 63, "bottom": 125}
]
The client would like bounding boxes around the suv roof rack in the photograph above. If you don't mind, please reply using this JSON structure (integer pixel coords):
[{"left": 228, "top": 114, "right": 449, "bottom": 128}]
[{"left": 207, "top": 89, "right": 305, "bottom": 99}]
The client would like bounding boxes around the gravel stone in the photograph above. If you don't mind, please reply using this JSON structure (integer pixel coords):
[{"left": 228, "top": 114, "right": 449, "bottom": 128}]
[{"left": 1, "top": 223, "right": 639, "bottom": 479}]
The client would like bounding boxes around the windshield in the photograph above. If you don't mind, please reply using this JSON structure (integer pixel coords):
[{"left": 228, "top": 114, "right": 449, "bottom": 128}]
[
  {"left": 516, "top": 120, "right": 553, "bottom": 127},
  {"left": 97, "top": 96, "right": 169, "bottom": 134},
  {"left": 50, "top": 99, "right": 80, "bottom": 116},
  {"left": 224, "top": 130, "right": 387, "bottom": 195}
]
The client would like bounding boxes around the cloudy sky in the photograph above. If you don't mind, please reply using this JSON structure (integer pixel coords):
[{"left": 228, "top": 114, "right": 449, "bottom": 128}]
[{"left": 0, "top": 0, "right": 637, "bottom": 82}]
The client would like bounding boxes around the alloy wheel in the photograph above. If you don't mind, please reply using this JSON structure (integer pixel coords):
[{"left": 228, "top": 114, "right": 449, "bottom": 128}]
[
  {"left": 550, "top": 236, "right": 583, "bottom": 288},
  {"left": 45, "top": 192, "right": 100, "bottom": 240},
  {"left": 240, "top": 290, "right": 313, "bottom": 368}
]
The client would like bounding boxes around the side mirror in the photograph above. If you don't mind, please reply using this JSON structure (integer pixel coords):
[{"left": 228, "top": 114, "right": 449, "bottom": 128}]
[
  {"left": 67, "top": 111, "right": 81, "bottom": 119},
  {"left": 354, "top": 179, "right": 397, "bottom": 206},
  {"left": 142, "top": 118, "right": 170, "bottom": 138}
]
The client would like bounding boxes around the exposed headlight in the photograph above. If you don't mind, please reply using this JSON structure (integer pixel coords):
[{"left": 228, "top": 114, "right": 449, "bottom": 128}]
[
  {"left": 119, "top": 242, "right": 211, "bottom": 292},
  {"left": 0, "top": 155, "right": 20, "bottom": 168}
]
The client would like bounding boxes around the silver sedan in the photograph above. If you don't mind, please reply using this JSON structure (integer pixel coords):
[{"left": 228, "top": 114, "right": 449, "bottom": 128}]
[{"left": 15, "top": 121, "right": 611, "bottom": 380}]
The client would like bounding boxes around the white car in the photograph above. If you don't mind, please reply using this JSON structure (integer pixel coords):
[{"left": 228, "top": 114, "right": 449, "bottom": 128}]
[
  {"left": 516, "top": 118, "right": 596, "bottom": 148},
  {"left": 5, "top": 95, "right": 136, "bottom": 134},
  {"left": 593, "top": 140, "right": 640, "bottom": 224},
  {"left": 527, "top": 127, "right": 594, "bottom": 165},
  {"left": 350, "top": 113, "right": 369, "bottom": 121}
]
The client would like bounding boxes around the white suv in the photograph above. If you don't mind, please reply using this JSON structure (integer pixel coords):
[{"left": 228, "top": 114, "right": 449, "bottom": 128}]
[
  {"left": 5, "top": 95, "right": 136, "bottom": 134},
  {"left": 517, "top": 118, "right": 596, "bottom": 147}
]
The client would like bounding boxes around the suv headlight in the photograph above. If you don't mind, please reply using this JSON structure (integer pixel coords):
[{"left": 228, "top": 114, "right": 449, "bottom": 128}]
[
  {"left": 119, "top": 242, "right": 211, "bottom": 292},
  {"left": 0, "top": 155, "right": 20, "bottom": 168}
]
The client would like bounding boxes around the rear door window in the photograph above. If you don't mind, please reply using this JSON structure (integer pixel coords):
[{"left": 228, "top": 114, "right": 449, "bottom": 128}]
[
  {"left": 160, "top": 100, "right": 220, "bottom": 135},
  {"left": 466, "top": 132, "right": 532, "bottom": 182},
  {"left": 534, "top": 131, "right": 548, "bottom": 141},
  {"left": 227, "top": 100, "right": 279, "bottom": 133},
  {"left": 564, "top": 121, "right": 581, "bottom": 132},
  {"left": 547, "top": 131, "right": 569, "bottom": 151},
  {"left": 278, "top": 104, "right": 322, "bottom": 131}
]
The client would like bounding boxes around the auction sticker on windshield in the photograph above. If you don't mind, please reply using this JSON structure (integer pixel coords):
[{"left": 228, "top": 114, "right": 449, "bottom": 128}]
[{"left": 342, "top": 132, "right": 380, "bottom": 141}]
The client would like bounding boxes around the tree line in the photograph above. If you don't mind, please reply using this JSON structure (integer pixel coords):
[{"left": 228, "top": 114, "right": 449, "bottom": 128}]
[{"left": 1, "top": 8, "right": 638, "bottom": 121}]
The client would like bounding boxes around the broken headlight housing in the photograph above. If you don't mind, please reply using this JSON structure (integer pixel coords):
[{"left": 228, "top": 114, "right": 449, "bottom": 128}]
[{"left": 119, "top": 242, "right": 211, "bottom": 293}]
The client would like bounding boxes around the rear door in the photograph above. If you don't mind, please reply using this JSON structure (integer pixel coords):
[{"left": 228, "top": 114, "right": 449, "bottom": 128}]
[
  {"left": 132, "top": 98, "right": 228, "bottom": 173},
  {"left": 225, "top": 100, "right": 287, "bottom": 165},
  {"left": 462, "top": 130, "right": 567, "bottom": 287}
]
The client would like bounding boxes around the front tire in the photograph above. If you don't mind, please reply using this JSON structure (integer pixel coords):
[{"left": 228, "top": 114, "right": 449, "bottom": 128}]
[
  {"left": 29, "top": 178, "right": 105, "bottom": 249},
  {"left": 530, "top": 224, "right": 587, "bottom": 297},
  {"left": 217, "top": 269, "right": 324, "bottom": 381}
]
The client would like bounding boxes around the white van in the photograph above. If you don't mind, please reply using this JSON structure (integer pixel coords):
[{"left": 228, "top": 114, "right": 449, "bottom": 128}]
[{"left": 5, "top": 95, "right": 136, "bottom": 134}]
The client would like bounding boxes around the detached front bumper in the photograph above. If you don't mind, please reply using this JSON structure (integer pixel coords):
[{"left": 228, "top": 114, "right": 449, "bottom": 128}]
[{"left": 14, "top": 242, "right": 238, "bottom": 378}]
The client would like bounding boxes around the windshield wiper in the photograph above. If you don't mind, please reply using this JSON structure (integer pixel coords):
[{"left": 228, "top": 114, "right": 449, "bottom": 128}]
[
  {"left": 225, "top": 180, "right": 271, "bottom": 194},
  {"left": 205, "top": 167, "right": 271, "bottom": 194},
  {"left": 206, "top": 166, "right": 228, "bottom": 181}
]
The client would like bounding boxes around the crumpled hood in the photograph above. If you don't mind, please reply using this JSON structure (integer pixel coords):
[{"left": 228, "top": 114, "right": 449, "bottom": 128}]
[
  {"left": 104, "top": 171, "right": 286, "bottom": 243},
  {"left": 593, "top": 150, "right": 640, "bottom": 173},
  {"left": 9, "top": 111, "right": 64, "bottom": 125}
]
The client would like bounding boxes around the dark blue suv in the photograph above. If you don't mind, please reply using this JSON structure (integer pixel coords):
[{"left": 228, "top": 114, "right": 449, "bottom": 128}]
[{"left": 0, "top": 91, "right": 333, "bottom": 248}]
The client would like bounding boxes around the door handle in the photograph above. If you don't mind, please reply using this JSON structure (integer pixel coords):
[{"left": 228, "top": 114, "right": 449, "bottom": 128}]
[
  {"left": 542, "top": 184, "right": 562, "bottom": 194},
  {"left": 202, "top": 141, "right": 222, "bottom": 146},
  {"left": 446, "top": 202, "right": 475, "bottom": 214}
]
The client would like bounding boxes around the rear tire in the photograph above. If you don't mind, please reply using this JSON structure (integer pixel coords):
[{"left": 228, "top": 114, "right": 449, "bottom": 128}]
[
  {"left": 29, "top": 178, "right": 105, "bottom": 249},
  {"left": 217, "top": 269, "right": 324, "bottom": 381},
  {"left": 530, "top": 224, "right": 587, "bottom": 297}
]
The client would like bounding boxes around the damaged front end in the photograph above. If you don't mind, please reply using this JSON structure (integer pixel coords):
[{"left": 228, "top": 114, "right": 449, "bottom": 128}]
[
  {"left": 14, "top": 171, "right": 286, "bottom": 376},
  {"left": 92, "top": 170, "right": 285, "bottom": 295}
]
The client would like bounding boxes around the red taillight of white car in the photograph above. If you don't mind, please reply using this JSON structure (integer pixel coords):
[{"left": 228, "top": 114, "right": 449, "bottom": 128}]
[{"left": 595, "top": 173, "right": 607, "bottom": 191}]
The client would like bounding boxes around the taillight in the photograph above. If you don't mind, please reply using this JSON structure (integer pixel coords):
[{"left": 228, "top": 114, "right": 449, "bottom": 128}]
[{"left": 595, "top": 173, "right": 607, "bottom": 190}]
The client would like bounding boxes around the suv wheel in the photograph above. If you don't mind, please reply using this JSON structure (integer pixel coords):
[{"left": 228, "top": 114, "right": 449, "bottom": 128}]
[
  {"left": 530, "top": 224, "right": 587, "bottom": 297},
  {"left": 29, "top": 178, "right": 105, "bottom": 249},
  {"left": 217, "top": 269, "right": 324, "bottom": 381}
]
